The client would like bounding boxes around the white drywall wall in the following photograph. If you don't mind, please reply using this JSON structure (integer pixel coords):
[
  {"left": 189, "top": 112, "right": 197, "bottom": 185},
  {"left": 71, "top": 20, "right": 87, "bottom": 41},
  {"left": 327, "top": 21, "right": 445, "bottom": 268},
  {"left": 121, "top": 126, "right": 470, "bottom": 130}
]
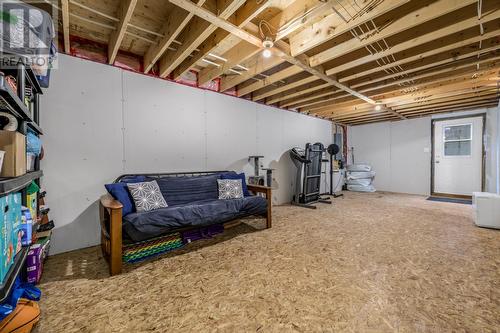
[
  {"left": 40, "top": 55, "right": 333, "bottom": 254},
  {"left": 348, "top": 106, "right": 499, "bottom": 195}
]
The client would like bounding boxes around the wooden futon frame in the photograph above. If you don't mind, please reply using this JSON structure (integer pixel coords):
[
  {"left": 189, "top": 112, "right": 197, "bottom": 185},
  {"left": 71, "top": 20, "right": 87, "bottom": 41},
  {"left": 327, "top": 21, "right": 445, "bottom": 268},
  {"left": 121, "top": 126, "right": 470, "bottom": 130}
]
[{"left": 99, "top": 171, "right": 272, "bottom": 275}]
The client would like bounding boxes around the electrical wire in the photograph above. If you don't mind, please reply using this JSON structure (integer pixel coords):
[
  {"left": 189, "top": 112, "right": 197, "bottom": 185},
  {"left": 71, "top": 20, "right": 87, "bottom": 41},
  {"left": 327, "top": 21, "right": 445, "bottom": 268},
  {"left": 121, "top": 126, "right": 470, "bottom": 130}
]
[{"left": 258, "top": 20, "right": 277, "bottom": 39}]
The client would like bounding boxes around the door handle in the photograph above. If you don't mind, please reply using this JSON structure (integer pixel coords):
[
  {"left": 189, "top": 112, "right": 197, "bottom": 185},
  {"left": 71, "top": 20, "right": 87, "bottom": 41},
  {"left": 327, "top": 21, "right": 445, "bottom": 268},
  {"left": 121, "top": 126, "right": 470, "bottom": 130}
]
[{"left": 435, "top": 160, "right": 440, "bottom": 164}]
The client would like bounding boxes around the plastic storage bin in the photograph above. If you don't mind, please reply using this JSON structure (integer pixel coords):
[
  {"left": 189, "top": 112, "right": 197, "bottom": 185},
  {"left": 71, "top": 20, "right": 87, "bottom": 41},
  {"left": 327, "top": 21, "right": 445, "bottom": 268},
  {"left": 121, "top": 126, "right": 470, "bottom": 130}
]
[{"left": 472, "top": 192, "right": 500, "bottom": 229}]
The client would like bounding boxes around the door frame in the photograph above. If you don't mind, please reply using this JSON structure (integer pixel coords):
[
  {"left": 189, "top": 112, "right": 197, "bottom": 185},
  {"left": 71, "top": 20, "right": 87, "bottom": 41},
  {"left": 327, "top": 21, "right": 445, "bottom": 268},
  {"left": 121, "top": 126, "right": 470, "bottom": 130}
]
[{"left": 430, "top": 113, "right": 486, "bottom": 198}]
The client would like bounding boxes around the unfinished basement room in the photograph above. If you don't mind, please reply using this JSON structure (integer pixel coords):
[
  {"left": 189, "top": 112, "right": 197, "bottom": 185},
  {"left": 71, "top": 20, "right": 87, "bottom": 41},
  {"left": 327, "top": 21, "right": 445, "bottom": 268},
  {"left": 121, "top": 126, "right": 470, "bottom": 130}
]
[{"left": 0, "top": 0, "right": 499, "bottom": 331}]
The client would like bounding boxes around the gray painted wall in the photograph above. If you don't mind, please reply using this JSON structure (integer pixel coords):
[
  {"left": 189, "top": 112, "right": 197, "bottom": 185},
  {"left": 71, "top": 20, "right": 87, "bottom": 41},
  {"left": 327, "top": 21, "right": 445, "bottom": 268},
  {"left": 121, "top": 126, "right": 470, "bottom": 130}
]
[
  {"left": 348, "top": 106, "right": 500, "bottom": 195},
  {"left": 40, "top": 55, "right": 333, "bottom": 254}
]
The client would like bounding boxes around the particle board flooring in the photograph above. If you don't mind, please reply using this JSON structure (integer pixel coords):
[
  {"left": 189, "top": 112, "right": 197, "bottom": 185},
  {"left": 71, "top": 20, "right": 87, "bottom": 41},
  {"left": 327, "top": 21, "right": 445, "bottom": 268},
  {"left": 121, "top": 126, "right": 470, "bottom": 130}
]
[{"left": 34, "top": 192, "right": 500, "bottom": 332}]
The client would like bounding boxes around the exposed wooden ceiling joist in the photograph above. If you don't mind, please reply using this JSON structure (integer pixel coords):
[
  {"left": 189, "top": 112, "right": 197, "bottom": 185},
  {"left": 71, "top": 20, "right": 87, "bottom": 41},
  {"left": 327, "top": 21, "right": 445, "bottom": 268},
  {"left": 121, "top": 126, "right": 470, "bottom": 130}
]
[
  {"left": 221, "top": 55, "right": 285, "bottom": 92},
  {"left": 61, "top": 0, "right": 70, "bottom": 54},
  {"left": 159, "top": 0, "right": 246, "bottom": 78},
  {"left": 305, "top": 60, "right": 500, "bottom": 112},
  {"left": 143, "top": 0, "right": 207, "bottom": 74},
  {"left": 175, "top": 0, "right": 271, "bottom": 82},
  {"left": 170, "top": 0, "right": 383, "bottom": 107},
  {"left": 312, "top": 72, "right": 499, "bottom": 116},
  {"left": 238, "top": 65, "right": 303, "bottom": 96},
  {"left": 262, "top": 3, "right": 500, "bottom": 107},
  {"left": 289, "top": 0, "right": 412, "bottom": 56},
  {"left": 309, "top": 0, "right": 478, "bottom": 67},
  {"left": 44, "top": 0, "right": 500, "bottom": 125},
  {"left": 108, "top": 0, "right": 138, "bottom": 65},
  {"left": 197, "top": 0, "right": 326, "bottom": 86},
  {"left": 282, "top": 47, "right": 499, "bottom": 110}
]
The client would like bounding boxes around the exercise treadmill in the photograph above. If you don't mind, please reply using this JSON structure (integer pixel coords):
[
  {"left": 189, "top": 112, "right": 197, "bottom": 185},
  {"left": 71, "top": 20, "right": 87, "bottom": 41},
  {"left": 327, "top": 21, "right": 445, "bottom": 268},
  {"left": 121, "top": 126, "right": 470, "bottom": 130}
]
[{"left": 290, "top": 143, "right": 331, "bottom": 209}]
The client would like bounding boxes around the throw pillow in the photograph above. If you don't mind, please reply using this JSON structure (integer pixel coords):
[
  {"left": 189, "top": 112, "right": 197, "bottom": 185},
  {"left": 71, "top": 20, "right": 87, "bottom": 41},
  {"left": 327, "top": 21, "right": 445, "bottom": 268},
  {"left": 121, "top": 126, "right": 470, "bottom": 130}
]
[
  {"left": 104, "top": 176, "right": 146, "bottom": 216},
  {"left": 127, "top": 180, "right": 168, "bottom": 212},
  {"left": 220, "top": 172, "right": 251, "bottom": 197},
  {"left": 217, "top": 179, "right": 244, "bottom": 200}
]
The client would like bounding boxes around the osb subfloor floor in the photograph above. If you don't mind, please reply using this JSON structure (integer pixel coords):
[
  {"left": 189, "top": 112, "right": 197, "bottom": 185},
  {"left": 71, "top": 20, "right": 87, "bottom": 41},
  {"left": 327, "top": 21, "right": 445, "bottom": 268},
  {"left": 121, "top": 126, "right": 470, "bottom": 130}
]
[{"left": 34, "top": 192, "right": 500, "bottom": 333}]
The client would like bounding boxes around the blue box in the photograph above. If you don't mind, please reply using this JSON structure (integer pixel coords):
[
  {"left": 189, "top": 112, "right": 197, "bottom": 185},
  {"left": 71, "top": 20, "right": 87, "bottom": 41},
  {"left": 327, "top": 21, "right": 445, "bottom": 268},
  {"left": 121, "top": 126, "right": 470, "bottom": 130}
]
[
  {"left": 8, "top": 193, "right": 22, "bottom": 256},
  {"left": 0, "top": 195, "right": 12, "bottom": 284},
  {"left": 0, "top": 196, "right": 7, "bottom": 284},
  {"left": 0, "top": 193, "right": 23, "bottom": 284},
  {"left": 21, "top": 207, "right": 33, "bottom": 246}
]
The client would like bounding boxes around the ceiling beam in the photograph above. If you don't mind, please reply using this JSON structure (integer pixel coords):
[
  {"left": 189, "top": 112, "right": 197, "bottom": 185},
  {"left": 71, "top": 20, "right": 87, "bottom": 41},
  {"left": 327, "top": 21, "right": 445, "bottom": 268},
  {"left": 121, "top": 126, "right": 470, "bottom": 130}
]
[
  {"left": 305, "top": 58, "right": 497, "bottom": 110},
  {"left": 311, "top": 75, "right": 498, "bottom": 116},
  {"left": 221, "top": 55, "right": 285, "bottom": 92},
  {"left": 268, "top": 4, "right": 500, "bottom": 102},
  {"left": 198, "top": 0, "right": 323, "bottom": 86},
  {"left": 61, "top": 0, "right": 70, "bottom": 54},
  {"left": 274, "top": 0, "right": 337, "bottom": 41},
  {"left": 282, "top": 89, "right": 338, "bottom": 108},
  {"left": 159, "top": 0, "right": 246, "bottom": 78},
  {"left": 309, "top": 0, "right": 477, "bottom": 67},
  {"left": 169, "top": 0, "right": 383, "bottom": 106},
  {"left": 238, "top": 65, "right": 303, "bottom": 97},
  {"left": 143, "top": 0, "right": 207, "bottom": 74},
  {"left": 289, "top": 0, "right": 411, "bottom": 56},
  {"left": 176, "top": 0, "right": 270, "bottom": 82},
  {"left": 327, "top": 10, "right": 500, "bottom": 78},
  {"left": 403, "top": 101, "right": 499, "bottom": 116},
  {"left": 330, "top": 93, "right": 499, "bottom": 120},
  {"left": 386, "top": 87, "right": 498, "bottom": 108},
  {"left": 268, "top": 82, "right": 331, "bottom": 105},
  {"left": 169, "top": 0, "right": 261, "bottom": 46},
  {"left": 339, "top": 101, "right": 499, "bottom": 126},
  {"left": 108, "top": 0, "right": 138, "bottom": 64},
  {"left": 289, "top": 51, "right": 497, "bottom": 111},
  {"left": 354, "top": 54, "right": 500, "bottom": 95},
  {"left": 254, "top": 76, "right": 318, "bottom": 101},
  {"left": 273, "top": 42, "right": 380, "bottom": 105},
  {"left": 370, "top": 70, "right": 500, "bottom": 105},
  {"left": 311, "top": 82, "right": 494, "bottom": 116},
  {"left": 395, "top": 95, "right": 499, "bottom": 112},
  {"left": 351, "top": 47, "right": 500, "bottom": 91}
]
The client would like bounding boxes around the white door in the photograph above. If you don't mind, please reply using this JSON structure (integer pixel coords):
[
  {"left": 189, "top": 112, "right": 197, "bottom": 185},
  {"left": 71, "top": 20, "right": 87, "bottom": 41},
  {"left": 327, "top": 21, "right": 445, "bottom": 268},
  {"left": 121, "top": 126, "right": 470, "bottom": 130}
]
[{"left": 433, "top": 116, "right": 483, "bottom": 196}]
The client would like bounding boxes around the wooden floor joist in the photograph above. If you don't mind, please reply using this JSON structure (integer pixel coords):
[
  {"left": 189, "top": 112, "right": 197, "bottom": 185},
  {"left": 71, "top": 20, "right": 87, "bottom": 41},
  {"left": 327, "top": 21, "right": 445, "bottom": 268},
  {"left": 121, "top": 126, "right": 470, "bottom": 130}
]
[{"left": 43, "top": 0, "right": 500, "bottom": 125}]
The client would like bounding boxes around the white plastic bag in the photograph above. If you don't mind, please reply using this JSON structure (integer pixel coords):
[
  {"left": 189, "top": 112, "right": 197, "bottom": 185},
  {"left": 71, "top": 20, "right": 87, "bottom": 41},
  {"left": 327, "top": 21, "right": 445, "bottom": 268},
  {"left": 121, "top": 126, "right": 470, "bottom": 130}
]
[
  {"left": 347, "top": 178, "right": 372, "bottom": 186},
  {"left": 346, "top": 171, "right": 376, "bottom": 180},
  {"left": 347, "top": 164, "right": 372, "bottom": 172},
  {"left": 347, "top": 184, "right": 376, "bottom": 192}
]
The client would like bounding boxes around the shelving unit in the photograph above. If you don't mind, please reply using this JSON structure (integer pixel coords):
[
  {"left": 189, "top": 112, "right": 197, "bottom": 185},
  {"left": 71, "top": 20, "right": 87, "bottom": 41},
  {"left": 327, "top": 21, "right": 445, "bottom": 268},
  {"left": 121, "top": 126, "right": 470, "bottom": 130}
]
[
  {"left": 0, "top": 54, "right": 45, "bottom": 301},
  {"left": 0, "top": 171, "right": 43, "bottom": 196},
  {"left": 0, "top": 247, "right": 28, "bottom": 303}
]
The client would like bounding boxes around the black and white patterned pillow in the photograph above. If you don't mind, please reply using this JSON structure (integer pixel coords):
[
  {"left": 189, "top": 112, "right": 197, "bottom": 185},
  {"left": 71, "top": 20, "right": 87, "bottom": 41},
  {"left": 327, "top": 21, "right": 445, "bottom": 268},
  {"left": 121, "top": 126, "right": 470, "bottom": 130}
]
[
  {"left": 217, "top": 179, "right": 244, "bottom": 200},
  {"left": 127, "top": 180, "right": 168, "bottom": 212}
]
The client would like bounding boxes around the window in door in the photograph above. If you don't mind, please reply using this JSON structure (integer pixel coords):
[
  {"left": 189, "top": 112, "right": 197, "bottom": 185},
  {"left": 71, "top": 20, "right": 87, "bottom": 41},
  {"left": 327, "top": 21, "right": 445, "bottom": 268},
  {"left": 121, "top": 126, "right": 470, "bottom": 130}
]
[{"left": 443, "top": 124, "right": 472, "bottom": 157}]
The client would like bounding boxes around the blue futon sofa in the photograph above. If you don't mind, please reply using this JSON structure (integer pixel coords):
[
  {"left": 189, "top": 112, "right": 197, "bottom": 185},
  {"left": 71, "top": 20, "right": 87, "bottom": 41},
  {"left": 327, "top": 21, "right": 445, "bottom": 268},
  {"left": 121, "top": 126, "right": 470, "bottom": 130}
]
[{"left": 99, "top": 171, "right": 272, "bottom": 275}]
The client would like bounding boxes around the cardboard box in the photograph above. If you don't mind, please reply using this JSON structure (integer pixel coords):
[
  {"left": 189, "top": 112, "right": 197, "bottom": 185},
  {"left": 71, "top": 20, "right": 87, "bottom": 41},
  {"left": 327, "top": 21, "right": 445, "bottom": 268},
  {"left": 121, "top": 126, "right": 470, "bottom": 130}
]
[
  {"left": 21, "top": 207, "right": 33, "bottom": 246},
  {"left": 27, "top": 192, "right": 37, "bottom": 222},
  {"left": 0, "top": 131, "right": 26, "bottom": 177},
  {"left": 26, "top": 237, "right": 50, "bottom": 284}
]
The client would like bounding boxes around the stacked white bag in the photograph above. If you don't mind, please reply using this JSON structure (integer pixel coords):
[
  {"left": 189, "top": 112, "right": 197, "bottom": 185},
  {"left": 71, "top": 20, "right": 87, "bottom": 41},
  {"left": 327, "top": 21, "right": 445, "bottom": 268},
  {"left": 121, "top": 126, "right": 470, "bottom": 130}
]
[{"left": 346, "top": 164, "right": 376, "bottom": 192}]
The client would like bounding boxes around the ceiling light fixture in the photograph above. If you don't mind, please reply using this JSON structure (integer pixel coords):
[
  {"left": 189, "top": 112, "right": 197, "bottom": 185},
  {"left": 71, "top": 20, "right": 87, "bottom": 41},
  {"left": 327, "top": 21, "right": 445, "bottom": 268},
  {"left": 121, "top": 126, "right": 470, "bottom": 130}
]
[
  {"left": 262, "top": 36, "right": 274, "bottom": 58},
  {"left": 374, "top": 104, "right": 382, "bottom": 111}
]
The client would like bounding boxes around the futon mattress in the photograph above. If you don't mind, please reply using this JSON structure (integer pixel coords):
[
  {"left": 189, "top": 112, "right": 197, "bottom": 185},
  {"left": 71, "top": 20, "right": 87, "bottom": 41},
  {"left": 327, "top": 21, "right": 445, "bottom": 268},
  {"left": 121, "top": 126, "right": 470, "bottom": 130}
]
[{"left": 122, "top": 196, "right": 267, "bottom": 242}]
